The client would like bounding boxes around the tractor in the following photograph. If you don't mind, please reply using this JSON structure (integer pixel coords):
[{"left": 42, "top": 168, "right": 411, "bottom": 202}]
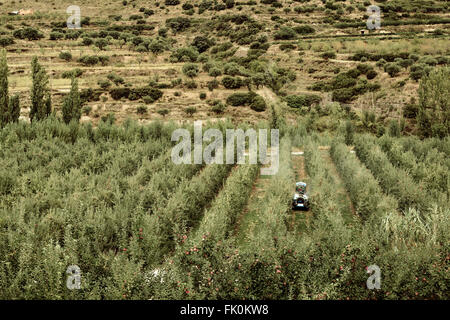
[{"left": 292, "top": 182, "right": 310, "bottom": 210}]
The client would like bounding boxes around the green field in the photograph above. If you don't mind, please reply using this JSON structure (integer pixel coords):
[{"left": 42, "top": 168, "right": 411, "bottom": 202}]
[{"left": 0, "top": 118, "right": 448, "bottom": 299}]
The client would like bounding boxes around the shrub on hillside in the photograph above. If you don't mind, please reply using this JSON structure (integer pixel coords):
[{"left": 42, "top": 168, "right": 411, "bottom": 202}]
[
  {"left": 211, "top": 100, "right": 227, "bottom": 113},
  {"left": 13, "top": 27, "right": 44, "bottom": 40},
  {"left": 170, "top": 46, "right": 199, "bottom": 62},
  {"left": 273, "top": 27, "right": 296, "bottom": 40},
  {"left": 80, "top": 88, "right": 102, "bottom": 103},
  {"left": 0, "top": 36, "right": 14, "bottom": 47},
  {"left": 184, "top": 106, "right": 197, "bottom": 116},
  {"left": 332, "top": 88, "right": 357, "bottom": 103},
  {"left": 366, "top": 69, "right": 378, "bottom": 80},
  {"left": 320, "top": 51, "right": 336, "bottom": 60},
  {"left": 59, "top": 51, "right": 72, "bottom": 62},
  {"left": 78, "top": 55, "right": 110, "bottom": 66},
  {"left": 207, "top": 79, "right": 219, "bottom": 91},
  {"left": 166, "top": 17, "right": 191, "bottom": 32},
  {"left": 182, "top": 63, "right": 199, "bottom": 78},
  {"left": 293, "top": 25, "right": 315, "bottom": 35},
  {"left": 331, "top": 73, "right": 357, "bottom": 89},
  {"left": 109, "top": 86, "right": 163, "bottom": 102},
  {"left": 223, "top": 62, "right": 245, "bottom": 76},
  {"left": 250, "top": 95, "right": 266, "bottom": 112},
  {"left": 191, "top": 36, "right": 214, "bottom": 53},
  {"left": 98, "top": 79, "right": 112, "bottom": 90},
  {"left": 208, "top": 68, "right": 222, "bottom": 78},
  {"left": 285, "top": 94, "right": 322, "bottom": 109},
  {"left": 226, "top": 92, "right": 255, "bottom": 106},
  {"left": 385, "top": 63, "right": 402, "bottom": 77},
  {"left": 62, "top": 68, "right": 83, "bottom": 79},
  {"left": 226, "top": 92, "right": 266, "bottom": 111},
  {"left": 222, "top": 76, "right": 244, "bottom": 89},
  {"left": 356, "top": 63, "right": 373, "bottom": 75},
  {"left": 81, "top": 37, "right": 94, "bottom": 46}
]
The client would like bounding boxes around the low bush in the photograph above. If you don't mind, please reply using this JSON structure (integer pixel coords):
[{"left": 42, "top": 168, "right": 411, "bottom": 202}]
[
  {"left": 222, "top": 76, "right": 244, "bottom": 89},
  {"left": 13, "top": 27, "right": 44, "bottom": 41},
  {"left": 166, "top": 17, "right": 191, "bottom": 33},
  {"left": 226, "top": 92, "right": 266, "bottom": 112},
  {"left": 170, "top": 46, "right": 199, "bottom": 62},
  {"left": 59, "top": 51, "right": 72, "bottom": 62},
  {"left": 285, "top": 94, "right": 321, "bottom": 109},
  {"left": 385, "top": 63, "right": 402, "bottom": 77},
  {"left": 61, "top": 68, "right": 83, "bottom": 79},
  {"left": 109, "top": 87, "right": 163, "bottom": 102},
  {"left": 273, "top": 27, "right": 297, "bottom": 40},
  {"left": 0, "top": 36, "right": 14, "bottom": 47},
  {"left": 78, "top": 55, "right": 110, "bottom": 66},
  {"left": 182, "top": 63, "right": 199, "bottom": 78},
  {"left": 293, "top": 25, "right": 315, "bottom": 35},
  {"left": 320, "top": 51, "right": 336, "bottom": 60}
]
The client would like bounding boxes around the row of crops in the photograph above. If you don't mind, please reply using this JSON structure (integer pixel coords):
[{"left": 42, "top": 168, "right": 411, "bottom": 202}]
[{"left": 0, "top": 118, "right": 448, "bottom": 299}]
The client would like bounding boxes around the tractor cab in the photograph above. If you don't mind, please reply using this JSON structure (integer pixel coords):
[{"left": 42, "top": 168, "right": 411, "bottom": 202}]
[
  {"left": 292, "top": 182, "right": 310, "bottom": 210},
  {"left": 296, "top": 182, "right": 306, "bottom": 194}
]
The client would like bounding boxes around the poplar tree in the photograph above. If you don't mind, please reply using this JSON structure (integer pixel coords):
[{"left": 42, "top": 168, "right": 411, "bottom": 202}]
[
  {"left": 8, "top": 95, "right": 20, "bottom": 123},
  {"left": 62, "top": 77, "right": 81, "bottom": 124},
  {"left": 30, "top": 56, "right": 51, "bottom": 122},
  {"left": 0, "top": 49, "right": 8, "bottom": 127}
]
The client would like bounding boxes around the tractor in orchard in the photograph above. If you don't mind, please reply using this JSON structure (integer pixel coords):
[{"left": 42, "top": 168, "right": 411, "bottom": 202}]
[{"left": 292, "top": 182, "right": 310, "bottom": 210}]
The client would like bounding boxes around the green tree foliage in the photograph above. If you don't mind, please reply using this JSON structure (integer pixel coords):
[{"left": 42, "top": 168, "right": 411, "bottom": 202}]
[
  {"left": 344, "top": 120, "right": 354, "bottom": 145},
  {"left": 251, "top": 73, "right": 265, "bottom": 89},
  {"left": 13, "top": 27, "right": 44, "bottom": 41},
  {"left": 166, "top": 17, "right": 191, "bottom": 33},
  {"left": 184, "top": 106, "right": 197, "bottom": 116},
  {"left": 62, "top": 77, "right": 82, "bottom": 124},
  {"left": 30, "top": 57, "right": 52, "bottom": 122},
  {"left": 95, "top": 38, "right": 109, "bottom": 50},
  {"left": 0, "top": 120, "right": 447, "bottom": 299},
  {"left": 384, "top": 63, "right": 402, "bottom": 77},
  {"left": 208, "top": 67, "right": 222, "bottom": 78},
  {"left": 293, "top": 25, "right": 315, "bottom": 35},
  {"left": 170, "top": 46, "right": 199, "bottom": 62},
  {"left": 191, "top": 36, "right": 214, "bottom": 53},
  {"left": 8, "top": 95, "right": 20, "bottom": 123},
  {"left": 225, "top": 91, "right": 266, "bottom": 111},
  {"left": 157, "top": 108, "right": 170, "bottom": 117},
  {"left": 182, "top": 63, "right": 199, "bottom": 78},
  {"left": 165, "top": 0, "right": 180, "bottom": 5},
  {"left": 221, "top": 76, "right": 243, "bottom": 89},
  {"left": 285, "top": 94, "right": 321, "bottom": 109},
  {"left": 273, "top": 26, "right": 296, "bottom": 40},
  {"left": 0, "top": 49, "right": 8, "bottom": 127},
  {"left": 0, "top": 51, "right": 19, "bottom": 127},
  {"left": 417, "top": 67, "right": 449, "bottom": 138},
  {"left": 0, "top": 36, "right": 14, "bottom": 47},
  {"left": 353, "top": 134, "right": 427, "bottom": 211},
  {"left": 331, "top": 139, "right": 398, "bottom": 220},
  {"left": 320, "top": 51, "right": 336, "bottom": 60}
]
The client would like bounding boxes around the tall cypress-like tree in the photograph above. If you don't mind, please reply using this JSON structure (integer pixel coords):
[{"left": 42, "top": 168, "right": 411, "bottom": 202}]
[
  {"left": 62, "top": 77, "right": 81, "bottom": 124},
  {"left": 30, "top": 56, "right": 51, "bottom": 122},
  {"left": 0, "top": 49, "right": 9, "bottom": 127},
  {"left": 8, "top": 95, "right": 20, "bottom": 123}
]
